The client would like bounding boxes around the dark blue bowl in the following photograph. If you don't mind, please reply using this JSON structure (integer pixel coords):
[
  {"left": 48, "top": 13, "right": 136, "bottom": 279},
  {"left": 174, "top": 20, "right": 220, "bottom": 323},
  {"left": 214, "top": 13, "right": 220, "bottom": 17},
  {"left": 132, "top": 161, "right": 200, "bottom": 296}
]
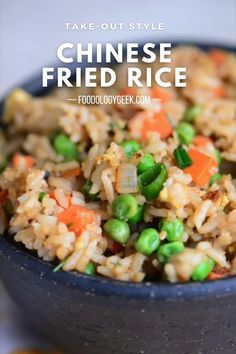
[{"left": 1, "top": 41, "right": 236, "bottom": 354}]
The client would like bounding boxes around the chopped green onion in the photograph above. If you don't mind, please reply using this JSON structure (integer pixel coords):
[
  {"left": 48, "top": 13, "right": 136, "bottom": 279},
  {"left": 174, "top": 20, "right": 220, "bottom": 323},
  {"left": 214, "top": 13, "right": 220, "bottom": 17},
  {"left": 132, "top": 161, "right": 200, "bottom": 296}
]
[
  {"left": 53, "top": 133, "right": 78, "bottom": 160},
  {"left": 137, "top": 153, "right": 155, "bottom": 174},
  {"left": 191, "top": 258, "right": 215, "bottom": 281},
  {"left": 129, "top": 204, "right": 144, "bottom": 224},
  {"left": 209, "top": 173, "right": 222, "bottom": 186},
  {"left": 0, "top": 159, "right": 8, "bottom": 174},
  {"left": 121, "top": 140, "right": 140, "bottom": 157},
  {"left": 138, "top": 163, "right": 167, "bottom": 201},
  {"left": 183, "top": 105, "right": 203, "bottom": 122},
  {"left": 176, "top": 122, "right": 196, "bottom": 145},
  {"left": 38, "top": 192, "right": 46, "bottom": 202},
  {"left": 5, "top": 200, "right": 13, "bottom": 218},
  {"left": 104, "top": 218, "right": 130, "bottom": 244},
  {"left": 214, "top": 149, "right": 222, "bottom": 166},
  {"left": 82, "top": 180, "right": 99, "bottom": 201},
  {"left": 53, "top": 259, "right": 67, "bottom": 273},
  {"left": 84, "top": 261, "right": 96, "bottom": 275},
  {"left": 174, "top": 147, "right": 193, "bottom": 169},
  {"left": 135, "top": 228, "right": 160, "bottom": 256},
  {"left": 112, "top": 194, "right": 138, "bottom": 221}
]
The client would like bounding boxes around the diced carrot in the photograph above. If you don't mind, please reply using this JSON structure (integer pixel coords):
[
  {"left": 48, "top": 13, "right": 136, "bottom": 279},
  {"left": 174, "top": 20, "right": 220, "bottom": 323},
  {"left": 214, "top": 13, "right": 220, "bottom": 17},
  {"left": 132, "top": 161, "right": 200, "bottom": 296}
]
[
  {"left": 49, "top": 191, "right": 55, "bottom": 199},
  {"left": 0, "top": 190, "right": 8, "bottom": 204},
  {"left": 58, "top": 205, "right": 97, "bottom": 236},
  {"left": 142, "top": 111, "right": 173, "bottom": 139},
  {"left": 183, "top": 148, "right": 218, "bottom": 187},
  {"left": 129, "top": 110, "right": 173, "bottom": 140},
  {"left": 209, "top": 49, "right": 226, "bottom": 66},
  {"left": 193, "top": 135, "right": 213, "bottom": 147},
  {"left": 150, "top": 87, "right": 171, "bottom": 103},
  {"left": 62, "top": 168, "right": 82, "bottom": 178},
  {"left": 12, "top": 154, "right": 35, "bottom": 169},
  {"left": 213, "top": 86, "right": 225, "bottom": 98},
  {"left": 120, "top": 87, "right": 137, "bottom": 96},
  {"left": 208, "top": 272, "right": 225, "bottom": 280}
]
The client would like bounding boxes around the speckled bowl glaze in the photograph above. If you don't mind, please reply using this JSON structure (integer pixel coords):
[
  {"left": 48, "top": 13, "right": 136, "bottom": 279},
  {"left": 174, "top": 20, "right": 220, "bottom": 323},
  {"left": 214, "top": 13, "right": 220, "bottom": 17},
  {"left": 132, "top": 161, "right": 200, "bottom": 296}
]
[{"left": 0, "top": 42, "right": 236, "bottom": 354}]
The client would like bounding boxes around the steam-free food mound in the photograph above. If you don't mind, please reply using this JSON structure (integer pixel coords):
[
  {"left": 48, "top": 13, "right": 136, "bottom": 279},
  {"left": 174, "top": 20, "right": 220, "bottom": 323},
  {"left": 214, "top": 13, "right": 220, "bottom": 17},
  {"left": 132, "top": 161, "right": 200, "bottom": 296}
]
[{"left": 0, "top": 46, "right": 236, "bottom": 283}]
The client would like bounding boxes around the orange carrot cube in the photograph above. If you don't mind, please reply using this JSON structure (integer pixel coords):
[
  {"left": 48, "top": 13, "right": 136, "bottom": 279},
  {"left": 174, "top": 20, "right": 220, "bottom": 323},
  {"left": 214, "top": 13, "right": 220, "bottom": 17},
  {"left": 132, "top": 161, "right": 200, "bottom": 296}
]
[{"left": 183, "top": 149, "right": 218, "bottom": 186}]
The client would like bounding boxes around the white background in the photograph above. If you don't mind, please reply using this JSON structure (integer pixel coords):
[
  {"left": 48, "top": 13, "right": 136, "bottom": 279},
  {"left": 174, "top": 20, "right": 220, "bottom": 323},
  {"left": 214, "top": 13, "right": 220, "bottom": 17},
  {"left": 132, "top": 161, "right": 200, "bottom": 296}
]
[{"left": 0, "top": 0, "right": 236, "bottom": 353}]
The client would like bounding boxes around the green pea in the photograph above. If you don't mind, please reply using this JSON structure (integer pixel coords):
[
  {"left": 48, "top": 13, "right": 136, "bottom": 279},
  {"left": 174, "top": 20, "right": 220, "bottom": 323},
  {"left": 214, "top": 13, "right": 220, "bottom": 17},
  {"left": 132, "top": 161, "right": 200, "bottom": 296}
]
[
  {"left": 214, "top": 149, "right": 222, "bottom": 166},
  {"left": 112, "top": 194, "right": 138, "bottom": 221},
  {"left": 137, "top": 153, "right": 155, "bottom": 174},
  {"left": 129, "top": 204, "right": 144, "bottom": 224},
  {"left": 209, "top": 173, "right": 222, "bottom": 186},
  {"left": 84, "top": 261, "right": 96, "bottom": 275},
  {"left": 138, "top": 163, "right": 168, "bottom": 201},
  {"left": 191, "top": 258, "right": 215, "bottom": 281},
  {"left": 135, "top": 228, "right": 160, "bottom": 256},
  {"left": 176, "top": 122, "right": 196, "bottom": 145},
  {"left": 161, "top": 218, "right": 185, "bottom": 242},
  {"left": 183, "top": 105, "right": 203, "bottom": 122},
  {"left": 104, "top": 218, "right": 130, "bottom": 244},
  {"left": 82, "top": 180, "right": 99, "bottom": 201},
  {"left": 38, "top": 192, "right": 46, "bottom": 202},
  {"left": 121, "top": 140, "right": 140, "bottom": 157},
  {"left": 53, "top": 133, "right": 78, "bottom": 160},
  {"left": 157, "top": 241, "right": 185, "bottom": 262}
]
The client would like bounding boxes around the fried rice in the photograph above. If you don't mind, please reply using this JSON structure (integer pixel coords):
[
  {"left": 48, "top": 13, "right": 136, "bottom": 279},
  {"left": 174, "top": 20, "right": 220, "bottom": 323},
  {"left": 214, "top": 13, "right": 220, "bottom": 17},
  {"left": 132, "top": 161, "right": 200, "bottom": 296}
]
[{"left": 0, "top": 45, "right": 236, "bottom": 283}]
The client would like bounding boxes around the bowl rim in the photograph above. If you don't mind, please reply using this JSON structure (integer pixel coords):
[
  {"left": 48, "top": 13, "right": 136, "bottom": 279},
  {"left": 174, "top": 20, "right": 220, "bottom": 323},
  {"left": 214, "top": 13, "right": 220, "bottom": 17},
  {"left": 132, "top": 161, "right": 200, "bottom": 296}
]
[
  {"left": 1, "top": 40, "right": 236, "bottom": 300},
  {"left": 1, "top": 236, "right": 236, "bottom": 300}
]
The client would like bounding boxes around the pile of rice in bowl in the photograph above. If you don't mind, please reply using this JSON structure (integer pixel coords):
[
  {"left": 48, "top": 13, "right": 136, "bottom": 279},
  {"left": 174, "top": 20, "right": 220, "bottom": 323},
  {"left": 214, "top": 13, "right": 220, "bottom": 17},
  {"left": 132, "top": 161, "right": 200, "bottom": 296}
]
[{"left": 0, "top": 46, "right": 236, "bottom": 283}]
